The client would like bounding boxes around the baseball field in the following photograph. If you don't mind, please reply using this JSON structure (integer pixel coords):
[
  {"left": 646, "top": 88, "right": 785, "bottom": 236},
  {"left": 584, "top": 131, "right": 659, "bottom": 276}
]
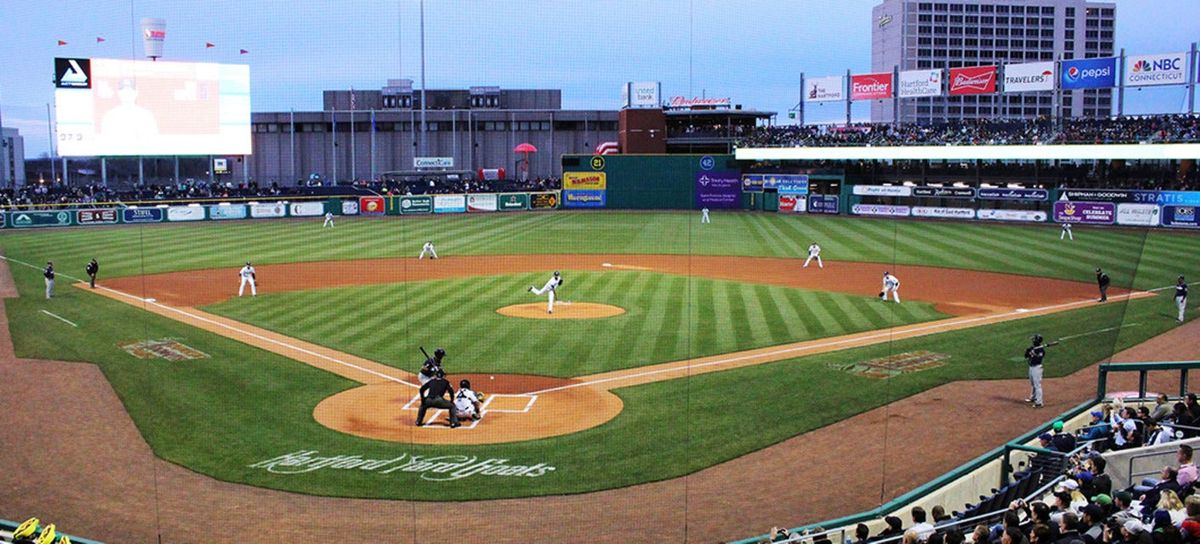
[{"left": 2, "top": 210, "right": 1198, "bottom": 501}]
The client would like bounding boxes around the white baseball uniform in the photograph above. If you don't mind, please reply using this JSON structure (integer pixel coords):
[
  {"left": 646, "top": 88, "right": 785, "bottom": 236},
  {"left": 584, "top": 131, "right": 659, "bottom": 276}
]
[
  {"left": 1060, "top": 223, "right": 1073, "bottom": 240},
  {"left": 454, "top": 388, "right": 482, "bottom": 419},
  {"left": 1177, "top": 282, "right": 1189, "bottom": 323},
  {"left": 882, "top": 273, "right": 900, "bottom": 303},
  {"left": 701, "top": 207, "right": 710, "bottom": 223},
  {"left": 238, "top": 264, "right": 257, "bottom": 296},
  {"left": 804, "top": 243, "right": 823, "bottom": 268},
  {"left": 323, "top": 212, "right": 334, "bottom": 228},
  {"left": 419, "top": 242, "right": 438, "bottom": 259},
  {"left": 530, "top": 273, "right": 562, "bottom": 313}
]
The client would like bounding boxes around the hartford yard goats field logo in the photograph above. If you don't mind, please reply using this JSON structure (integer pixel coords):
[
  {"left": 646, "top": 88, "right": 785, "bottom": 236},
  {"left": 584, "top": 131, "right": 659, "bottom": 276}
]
[{"left": 249, "top": 450, "right": 556, "bottom": 482}]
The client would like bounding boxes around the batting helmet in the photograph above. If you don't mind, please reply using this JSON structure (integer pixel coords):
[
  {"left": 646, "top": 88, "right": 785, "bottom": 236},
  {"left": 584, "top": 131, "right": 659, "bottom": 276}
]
[
  {"left": 460, "top": 379, "right": 471, "bottom": 389},
  {"left": 553, "top": 270, "right": 561, "bottom": 277},
  {"left": 1031, "top": 334, "right": 1044, "bottom": 345},
  {"left": 434, "top": 348, "right": 445, "bottom": 359}
]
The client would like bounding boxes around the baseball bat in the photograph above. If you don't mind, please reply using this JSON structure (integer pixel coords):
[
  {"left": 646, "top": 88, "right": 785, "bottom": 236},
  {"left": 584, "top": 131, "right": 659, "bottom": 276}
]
[{"left": 419, "top": 346, "right": 431, "bottom": 360}]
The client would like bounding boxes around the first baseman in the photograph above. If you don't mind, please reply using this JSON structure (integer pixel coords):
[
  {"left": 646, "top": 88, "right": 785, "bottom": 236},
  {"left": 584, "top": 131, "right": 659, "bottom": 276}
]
[
  {"left": 238, "top": 262, "right": 257, "bottom": 297},
  {"left": 880, "top": 271, "right": 900, "bottom": 303},
  {"left": 419, "top": 241, "right": 438, "bottom": 259},
  {"left": 529, "top": 271, "right": 563, "bottom": 314},
  {"left": 1177, "top": 276, "right": 1189, "bottom": 323},
  {"left": 804, "top": 242, "right": 823, "bottom": 269}
]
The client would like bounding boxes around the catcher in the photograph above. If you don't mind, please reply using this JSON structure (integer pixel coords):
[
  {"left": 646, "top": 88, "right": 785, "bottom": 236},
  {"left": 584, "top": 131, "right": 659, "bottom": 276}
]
[{"left": 454, "top": 379, "right": 485, "bottom": 421}]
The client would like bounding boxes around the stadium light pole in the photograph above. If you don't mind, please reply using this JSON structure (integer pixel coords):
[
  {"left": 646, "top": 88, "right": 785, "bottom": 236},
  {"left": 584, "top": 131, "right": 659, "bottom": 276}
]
[{"left": 419, "top": 0, "right": 427, "bottom": 158}]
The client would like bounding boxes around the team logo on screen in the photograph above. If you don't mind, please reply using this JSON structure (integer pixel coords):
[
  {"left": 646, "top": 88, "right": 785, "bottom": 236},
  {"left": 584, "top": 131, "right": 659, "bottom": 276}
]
[{"left": 54, "top": 58, "right": 91, "bottom": 88}]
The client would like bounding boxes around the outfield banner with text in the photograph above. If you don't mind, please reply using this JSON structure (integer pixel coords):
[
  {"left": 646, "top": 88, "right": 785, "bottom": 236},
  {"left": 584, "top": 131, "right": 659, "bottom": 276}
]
[
  {"left": 808, "top": 195, "right": 839, "bottom": 214},
  {"left": 912, "top": 186, "right": 976, "bottom": 199},
  {"left": 853, "top": 185, "right": 912, "bottom": 197},
  {"left": 1054, "top": 201, "right": 1114, "bottom": 224},
  {"left": 850, "top": 73, "right": 893, "bottom": 100},
  {"left": 1061, "top": 57, "right": 1117, "bottom": 90},
  {"left": 209, "top": 204, "right": 247, "bottom": 220},
  {"left": 530, "top": 192, "right": 559, "bottom": 210},
  {"left": 949, "top": 66, "right": 997, "bottom": 96},
  {"left": 1161, "top": 206, "right": 1200, "bottom": 228},
  {"left": 852, "top": 204, "right": 910, "bottom": 217},
  {"left": 498, "top": 193, "right": 529, "bottom": 211},
  {"left": 976, "top": 209, "right": 1047, "bottom": 222},
  {"left": 122, "top": 208, "right": 164, "bottom": 223},
  {"left": 1060, "top": 189, "right": 1200, "bottom": 206},
  {"left": 977, "top": 188, "right": 1049, "bottom": 201},
  {"left": 398, "top": 196, "right": 433, "bottom": 214},
  {"left": 898, "top": 69, "right": 943, "bottom": 98},
  {"left": 433, "top": 195, "right": 467, "bottom": 214},
  {"left": 250, "top": 203, "right": 287, "bottom": 218},
  {"left": 1124, "top": 53, "right": 1187, "bottom": 87},
  {"left": 167, "top": 206, "right": 205, "bottom": 222},
  {"left": 695, "top": 171, "right": 741, "bottom": 208},
  {"left": 76, "top": 209, "right": 119, "bottom": 225},
  {"left": 1115, "top": 203, "right": 1162, "bottom": 226},
  {"left": 341, "top": 201, "right": 359, "bottom": 215},
  {"left": 359, "top": 196, "right": 385, "bottom": 215},
  {"left": 290, "top": 202, "right": 325, "bottom": 217},
  {"left": 467, "top": 194, "right": 498, "bottom": 212},
  {"left": 563, "top": 172, "right": 607, "bottom": 190},
  {"left": 8, "top": 210, "right": 73, "bottom": 228},
  {"left": 564, "top": 190, "right": 606, "bottom": 208},
  {"left": 779, "top": 195, "right": 807, "bottom": 213},
  {"left": 805, "top": 76, "right": 845, "bottom": 102},
  {"left": 911, "top": 206, "right": 975, "bottom": 219}
]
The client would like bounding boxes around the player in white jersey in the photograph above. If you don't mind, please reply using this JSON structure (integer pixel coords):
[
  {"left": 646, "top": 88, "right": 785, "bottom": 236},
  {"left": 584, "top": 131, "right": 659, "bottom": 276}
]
[
  {"left": 701, "top": 207, "right": 711, "bottom": 223},
  {"left": 880, "top": 271, "right": 900, "bottom": 303},
  {"left": 1060, "top": 223, "right": 1073, "bottom": 240},
  {"left": 323, "top": 212, "right": 334, "bottom": 228},
  {"left": 454, "top": 379, "right": 484, "bottom": 421},
  {"left": 803, "top": 242, "right": 823, "bottom": 268},
  {"left": 1176, "top": 276, "right": 1189, "bottom": 323},
  {"left": 528, "top": 271, "right": 563, "bottom": 314},
  {"left": 419, "top": 241, "right": 438, "bottom": 259},
  {"left": 238, "top": 262, "right": 257, "bottom": 297}
]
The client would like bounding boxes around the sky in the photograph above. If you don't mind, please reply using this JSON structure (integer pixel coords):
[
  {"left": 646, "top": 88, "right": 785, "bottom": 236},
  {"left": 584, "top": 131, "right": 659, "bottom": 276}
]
[{"left": 2, "top": 0, "right": 1199, "bottom": 157}]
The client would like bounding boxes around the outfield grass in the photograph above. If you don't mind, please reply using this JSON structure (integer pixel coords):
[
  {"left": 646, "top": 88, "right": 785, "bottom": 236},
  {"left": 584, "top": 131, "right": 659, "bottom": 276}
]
[
  {"left": 203, "top": 271, "right": 947, "bottom": 376},
  {"left": 1, "top": 212, "right": 1198, "bottom": 500}
]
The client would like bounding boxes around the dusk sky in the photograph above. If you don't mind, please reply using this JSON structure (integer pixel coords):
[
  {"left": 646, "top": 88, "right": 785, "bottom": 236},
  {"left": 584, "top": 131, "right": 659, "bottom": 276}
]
[{"left": 2, "top": 0, "right": 1199, "bottom": 156}]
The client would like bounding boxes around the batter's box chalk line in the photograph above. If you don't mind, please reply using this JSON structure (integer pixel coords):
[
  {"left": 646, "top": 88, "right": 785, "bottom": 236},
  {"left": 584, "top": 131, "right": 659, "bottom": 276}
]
[{"left": 401, "top": 393, "right": 538, "bottom": 430}]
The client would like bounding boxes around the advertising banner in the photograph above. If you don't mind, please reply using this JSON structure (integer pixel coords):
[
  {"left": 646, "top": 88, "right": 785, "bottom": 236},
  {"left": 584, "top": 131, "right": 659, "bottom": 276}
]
[
  {"left": 1061, "top": 57, "right": 1117, "bottom": 90},
  {"left": 779, "top": 195, "right": 808, "bottom": 213},
  {"left": 852, "top": 204, "right": 910, "bottom": 217},
  {"left": 122, "top": 207, "right": 164, "bottom": 223},
  {"left": 249, "top": 203, "right": 287, "bottom": 218},
  {"left": 742, "top": 174, "right": 764, "bottom": 192},
  {"left": 977, "top": 188, "right": 1049, "bottom": 201},
  {"left": 398, "top": 196, "right": 433, "bottom": 214},
  {"left": 530, "top": 192, "right": 559, "bottom": 210},
  {"left": 341, "top": 201, "right": 359, "bottom": 215},
  {"left": 911, "top": 206, "right": 976, "bottom": 219},
  {"left": 76, "top": 209, "right": 118, "bottom": 224},
  {"left": 808, "top": 195, "right": 840, "bottom": 215},
  {"left": 563, "top": 190, "right": 606, "bottom": 208},
  {"left": 433, "top": 194, "right": 467, "bottom": 214},
  {"left": 413, "top": 157, "right": 453, "bottom": 169},
  {"left": 563, "top": 172, "right": 607, "bottom": 190},
  {"left": 898, "top": 69, "right": 942, "bottom": 98},
  {"left": 695, "top": 171, "right": 741, "bottom": 209},
  {"left": 776, "top": 176, "right": 810, "bottom": 195},
  {"left": 1161, "top": 206, "right": 1200, "bottom": 228},
  {"left": 805, "top": 76, "right": 845, "bottom": 102},
  {"left": 290, "top": 202, "right": 325, "bottom": 217},
  {"left": 913, "top": 186, "right": 976, "bottom": 199},
  {"left": 467, "top": 194, "right": 498, "bottom": 212},
  {"left": 8, "top": 210, "right": 73, "bottom": 228},
  {"left": 167, "top": 205, "right": 205, "bottom": 222},
  {"left": 1003, "top": 62, "right": 1055, "bottom": 92},
  {"left": 1125, "top": 53, "right": 1187, "bottom": 87},
  {"left": 853, "top": 185, "right": 912, "bottom": 197},
  {"left": 208, "top": 204, "right": 247, "bottom": 220},
  {"left": 1054, "top": 201, "right": 1115, "bottom": 224},
  {"left": 1115, "top": 203, "right": 1162, "bottom": 226},
  {"left": 949, "top": 66, "right": 997, "bottom": 95},
  {"left": 977, "top": 209, "right": 1047, "bottom": 222},
  {"left": 498, "top": 193, "right": 529, "bottom": 211},
  {"left": 850, "top": 72, "right": 894, "bottom": 100},
  {"left": 1060, "top": 189, "right": 1200, "bottom": 206},
  {"left": 623, "top": 81, "right": 661, "bottom": 108},
  {"left": 359, "top": 196, "right": 385, "bottom": 216}
]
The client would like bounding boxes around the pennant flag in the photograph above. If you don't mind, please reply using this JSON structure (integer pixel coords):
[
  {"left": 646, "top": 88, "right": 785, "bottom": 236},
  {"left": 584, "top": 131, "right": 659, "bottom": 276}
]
[
  {"left": 57, "top": 40, "right": 67, "bottom": 46},
  {"left": 239, "top": 49, "right": 248, "bottom": 55},
  {"left": 96, "top": 36, "right": 106, "bottom": 43},
  {"left": 205, "top": 42, "right": 215, "bottom": 48}
]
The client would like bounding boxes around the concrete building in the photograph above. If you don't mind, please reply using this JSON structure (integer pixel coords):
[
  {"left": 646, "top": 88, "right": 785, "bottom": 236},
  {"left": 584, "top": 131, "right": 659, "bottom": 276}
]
[
  {"left": 248, "top": 81, "right": 618, "bottom": 184},
  {"left": 871, "top": 0, "right": 1116, "bottom": 123},
  {"left": 1, "top": 127, "right": 26, "bottom": 188}
]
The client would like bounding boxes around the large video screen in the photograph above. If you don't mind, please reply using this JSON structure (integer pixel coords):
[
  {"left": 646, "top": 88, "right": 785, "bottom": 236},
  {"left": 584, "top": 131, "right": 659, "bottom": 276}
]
[{"left": 54, "top": 57, "right": 250, "bottom": 156}]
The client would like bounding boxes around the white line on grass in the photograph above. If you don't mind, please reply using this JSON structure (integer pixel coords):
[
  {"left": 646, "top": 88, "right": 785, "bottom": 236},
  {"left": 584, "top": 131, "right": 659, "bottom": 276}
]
[
  {"left": 1056, "top": 322, "right": 1140, "bottom": 342},
  {"left": 40, "top": 310, "right": 78, "bottom": 327}
]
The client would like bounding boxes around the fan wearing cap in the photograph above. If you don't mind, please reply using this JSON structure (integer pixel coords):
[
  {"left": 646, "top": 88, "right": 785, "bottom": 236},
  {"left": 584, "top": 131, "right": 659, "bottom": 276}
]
[
  {"left": 1078, "top": 411, "right": 1112, "bottom": 443},
  {"left": 1120, "top": 518, "right": 1151, "bottom": 544},
  {"left": 1051, "top": 421, "right": 1077, "bottom": 452},
  {"left": 528, "top": 270, "right": 563, "bottom": 314}
]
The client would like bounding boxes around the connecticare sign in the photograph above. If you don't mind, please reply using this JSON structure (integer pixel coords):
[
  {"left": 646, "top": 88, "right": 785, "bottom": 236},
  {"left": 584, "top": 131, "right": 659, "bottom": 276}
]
[{"left": 249, "top": 450, "right": 557, "bottom": 482}]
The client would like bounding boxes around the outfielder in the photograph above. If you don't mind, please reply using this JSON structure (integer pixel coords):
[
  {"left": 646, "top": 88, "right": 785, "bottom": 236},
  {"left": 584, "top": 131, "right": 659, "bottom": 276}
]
[
  {"left": 454, "top": 379, "right": 484, "bottom": 421},
  {"left": 529, "top": 271, "right": 563, "bottom": 314},
  {"left": 1024, "top": 334, "right": 1059, "bottom": 408},
  {"left": 238, "top": 262, "right": 257, "bottom": 297},
  {"left": 419, "top": 241, "right": 438, "bottom": 259},
  {"left": 1060, "top": 223, "right": 1073, "bottom": 241},
  {"left": 880, "top": 271, "right": 900, "bottom": 303},
  {"left": 701, "top": 207, "right": 711, "bottom": 224},
  {"left": 803, "top": 242, "right": 823, "bottom": 269},
  {"left": 1177, "top": 276, "right": 1189, "bottom": 323},
  {"left": 323, "top": 211, "right": 334, "bottom": 228}
]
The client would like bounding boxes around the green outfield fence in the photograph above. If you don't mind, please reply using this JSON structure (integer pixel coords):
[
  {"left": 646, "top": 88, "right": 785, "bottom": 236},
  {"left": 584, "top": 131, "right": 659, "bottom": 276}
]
[{"left": 729, "top": 360, "right": 1200, "bottom": 544}]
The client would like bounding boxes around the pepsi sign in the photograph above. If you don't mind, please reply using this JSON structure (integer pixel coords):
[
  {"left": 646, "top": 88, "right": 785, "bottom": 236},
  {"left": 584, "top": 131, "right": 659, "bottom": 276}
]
[{"left": 1060, "top": 57, "right": 1117, "bottom": 90}]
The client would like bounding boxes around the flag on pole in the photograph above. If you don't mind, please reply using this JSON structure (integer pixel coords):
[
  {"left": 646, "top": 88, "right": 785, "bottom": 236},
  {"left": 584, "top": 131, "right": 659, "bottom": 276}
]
[
  {"left": 96, "top": 37, "right": 106, "bottom": 43},
  {"left": 239, "top": 49, "right": 248, "bottom": 55},
  {"left": 57, "top": 40, "right": 67, "bottom": 46},
  {"left": 205, "top": 42, "right": 215, "bottom": 48},
  {"left": 350, "top": 87, "right": 356, "bottom": 111}
]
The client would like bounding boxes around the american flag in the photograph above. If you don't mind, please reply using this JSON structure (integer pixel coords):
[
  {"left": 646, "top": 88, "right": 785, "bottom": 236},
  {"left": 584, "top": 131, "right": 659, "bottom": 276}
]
[{"left": 350, "top": 87, "right": 356, "bottom": 111}]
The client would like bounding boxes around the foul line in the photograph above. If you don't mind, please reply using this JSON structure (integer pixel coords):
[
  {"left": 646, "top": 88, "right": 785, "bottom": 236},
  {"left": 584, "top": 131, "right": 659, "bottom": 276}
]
[
  {"left": 1057, "top": 322, "right": 1140, "bottom": 342},
  {"left": 40, "top": 310, "right": 78, "bottom": 327},
  {"left": 530, "top": 291, "right": 1156, "bottom": 395},
  {"left": 1, "top": 256, "right": 419, "bottom": 388}
]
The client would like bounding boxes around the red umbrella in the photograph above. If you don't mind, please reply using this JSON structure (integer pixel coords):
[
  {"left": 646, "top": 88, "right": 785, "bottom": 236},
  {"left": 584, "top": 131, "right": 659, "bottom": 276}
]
[{"left": 513, "top": 143, "right": 538, "bottom": 181}]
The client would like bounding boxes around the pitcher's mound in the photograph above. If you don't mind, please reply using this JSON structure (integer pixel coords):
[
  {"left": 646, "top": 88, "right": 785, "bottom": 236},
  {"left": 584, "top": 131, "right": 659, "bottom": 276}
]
[{"left": 497, "top": 302, "right": 626, "bottom": 319}]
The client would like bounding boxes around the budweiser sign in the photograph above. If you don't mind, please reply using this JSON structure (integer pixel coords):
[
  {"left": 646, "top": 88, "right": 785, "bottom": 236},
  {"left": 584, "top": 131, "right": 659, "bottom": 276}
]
[
  {"left": 850, "top": 73, "right": 893, "bottom": 100},
  {"left": 949, "top": 66, "right": 997, "bottom": 95},
  {"left": 668, "top": 96, "right": 731, "bottom": 108}
]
